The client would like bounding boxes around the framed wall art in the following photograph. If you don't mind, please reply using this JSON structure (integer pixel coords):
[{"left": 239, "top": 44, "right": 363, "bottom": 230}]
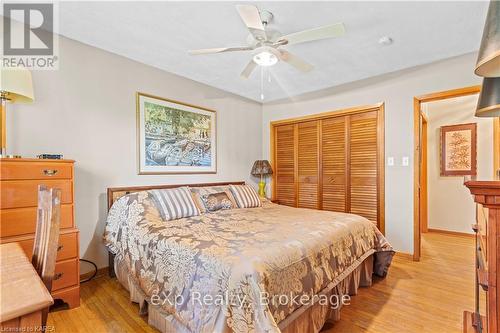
[
  {"left": 136, "top": 92, "right": 216, "bottom": 174},
  {"left": 440, "top": 123, "right": 477, "bottom": 176}
]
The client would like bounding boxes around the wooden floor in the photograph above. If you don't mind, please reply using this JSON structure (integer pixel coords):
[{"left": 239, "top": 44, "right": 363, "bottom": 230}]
[{"left": 48, "top": 232, "right": 477, "bottom": 332}]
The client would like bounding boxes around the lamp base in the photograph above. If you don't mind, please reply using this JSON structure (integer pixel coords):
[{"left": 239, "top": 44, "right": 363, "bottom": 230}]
[{"left": 258, "top": 180, "right": 266, "bottom": 198}]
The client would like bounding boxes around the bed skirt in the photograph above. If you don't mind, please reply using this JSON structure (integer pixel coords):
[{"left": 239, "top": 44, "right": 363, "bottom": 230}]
[{"left": 113, "top": 251, "right": 375, "bottom": 333}]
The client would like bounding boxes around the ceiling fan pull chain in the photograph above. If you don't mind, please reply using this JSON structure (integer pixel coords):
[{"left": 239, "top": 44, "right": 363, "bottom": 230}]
[{"left": 260, "top": 66, "right": 265, "bottom": 100}]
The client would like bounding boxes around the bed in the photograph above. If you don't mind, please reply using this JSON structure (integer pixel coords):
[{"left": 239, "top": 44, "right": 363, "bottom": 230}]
[{"left": 104, "top": 182, "right": 394, "bottom": 333}]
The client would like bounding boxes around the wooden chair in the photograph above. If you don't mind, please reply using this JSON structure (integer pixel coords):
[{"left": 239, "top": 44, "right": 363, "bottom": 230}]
[{"left": 32, "top": 185, "right": 61, "bottom": 328}]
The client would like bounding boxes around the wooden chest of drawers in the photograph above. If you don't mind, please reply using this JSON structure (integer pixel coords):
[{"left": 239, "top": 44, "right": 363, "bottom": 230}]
[
  {"left": 464, "top": 180, "right": 500, "bottom": 333},
  {"left": 0, "top": 158, "right": 80, "bottom": 308}
]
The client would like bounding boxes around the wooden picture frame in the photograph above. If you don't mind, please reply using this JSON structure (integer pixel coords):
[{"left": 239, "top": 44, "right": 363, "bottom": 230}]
[
  {"left": 136, "top": 92, "right": 217, "bottom": 174},
  {"left": 440, "top": 123, "right": 477, "bottom": 176}
]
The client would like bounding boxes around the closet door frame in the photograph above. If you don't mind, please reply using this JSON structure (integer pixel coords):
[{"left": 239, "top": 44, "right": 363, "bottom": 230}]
[{"left": 270, "top": 103, "right": 385, "bottom": 234}]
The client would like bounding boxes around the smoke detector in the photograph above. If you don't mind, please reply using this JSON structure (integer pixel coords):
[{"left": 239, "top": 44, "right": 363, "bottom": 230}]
[{"left": 378, "top": 36, "right": 393, "bottom": 46}]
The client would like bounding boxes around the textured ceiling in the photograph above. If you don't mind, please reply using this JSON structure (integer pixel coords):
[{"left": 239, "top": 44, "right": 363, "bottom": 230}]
[{"left": 58, "top": 1, "right": 488, "bottom": 102}]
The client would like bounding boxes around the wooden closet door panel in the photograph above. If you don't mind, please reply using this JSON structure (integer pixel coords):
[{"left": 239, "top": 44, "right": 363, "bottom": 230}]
[
  {"left": 297, "top": 121, "right": 319, "bottom": 209},
  {"left": 350, "top": 111, "right": 378, "bottom": 224},
  {"left": 322, "top": 117, "right": 347, "bottom": 212},
  {"left": 275, "top": 124, "right": 296, "bottom": 207}
]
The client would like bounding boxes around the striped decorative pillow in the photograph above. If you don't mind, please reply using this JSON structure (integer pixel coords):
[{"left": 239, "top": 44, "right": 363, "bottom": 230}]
[
  {"left": 150, "top": 187, "right": 199, "bottom": 221},
  {"left": 229, "top": 184, "right": 262, "bottom": 208}
]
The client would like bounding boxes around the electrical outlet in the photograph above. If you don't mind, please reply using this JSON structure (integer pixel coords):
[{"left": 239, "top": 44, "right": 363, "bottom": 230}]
[
  {"left": 387, "top": 157, "right": 394, "bottom": 166},
  {"left": 402, "top": 156, "right": 409, "bottom": 166}
]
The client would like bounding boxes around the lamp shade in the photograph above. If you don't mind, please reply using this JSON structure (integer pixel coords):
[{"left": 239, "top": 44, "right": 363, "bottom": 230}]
[
  {"left": 0, "top": 68, "right": 34, "bottom": 103},
  {"left": 476, "top": 77, "right": 500, "bottom": 117},
  {"left": 251, "top": 160, "right": 273, "bottom": 176},
  {"left": 475, "top": 0, "right": 500, "bottom": 77}
]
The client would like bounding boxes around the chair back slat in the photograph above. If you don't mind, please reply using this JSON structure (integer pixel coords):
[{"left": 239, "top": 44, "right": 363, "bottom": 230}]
[{"left": 32, "top": 185, "right": 61, "bottom": 327}]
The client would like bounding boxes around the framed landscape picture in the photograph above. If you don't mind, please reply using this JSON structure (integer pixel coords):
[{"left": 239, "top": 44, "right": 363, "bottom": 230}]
[
  {"left": 440, "top": 123, "right": 477, "bottom": 176},
  {"left": 136, "top": 92, "right": 216, "bottom": 174}
]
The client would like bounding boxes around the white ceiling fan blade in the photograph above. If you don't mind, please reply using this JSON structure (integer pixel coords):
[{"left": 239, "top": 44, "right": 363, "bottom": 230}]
[
  {"left": 236, "top": 5, "right": 267, "bottom": 41},
  {"left": 240, "top": 60, "right": 257, "bottom": 79},
  {"left": 278, "top": 50, "right": 313, "bottom": 72},
  {"left": 278, "top": 23, "right": 345, "bottom": 45},
  {"left": 188, "top": 46, "right": 252, "bottom": 55}
]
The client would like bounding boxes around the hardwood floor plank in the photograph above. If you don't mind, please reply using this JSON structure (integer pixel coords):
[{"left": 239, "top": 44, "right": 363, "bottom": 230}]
[
  {"left": 325, "top": 232, "right": 475, "bottom": 333},
  {"left": 48, "top": 233, "right": 474, "bottom": 332}
]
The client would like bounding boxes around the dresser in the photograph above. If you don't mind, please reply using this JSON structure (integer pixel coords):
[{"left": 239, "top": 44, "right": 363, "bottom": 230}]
[
  {"left": 464, "top": 180, "right": 500, "bottom": 333},
  {"left": 0, "top": 158, "right": 80, "bottom": 308}
]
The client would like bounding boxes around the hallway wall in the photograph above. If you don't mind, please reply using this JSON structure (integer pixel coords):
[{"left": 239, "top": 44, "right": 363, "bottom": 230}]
[{"left": 424, "top": 94, "right": 493, "bottom": 234}]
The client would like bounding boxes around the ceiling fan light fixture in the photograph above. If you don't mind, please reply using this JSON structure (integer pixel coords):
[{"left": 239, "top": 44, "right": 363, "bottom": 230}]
[
  {"left": 253, "top": 51, "right": 278, "bottom": 67},
  {"left": 253, "top": 47, "right": 279, "bottom": 67}
]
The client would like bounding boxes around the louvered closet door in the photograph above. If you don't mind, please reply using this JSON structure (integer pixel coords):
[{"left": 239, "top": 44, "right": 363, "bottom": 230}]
[
  {"left": 321, "top": 117, "right": 347, "bottom": 212},
  {"left": 274, "top": 124, "right": 296, "bottom": 207},
  {"left": 349, "top": 111, "right": 378, "bottom": 224},
  {"left": 297, "top": 121, "right": 319, "bottom": 209}
]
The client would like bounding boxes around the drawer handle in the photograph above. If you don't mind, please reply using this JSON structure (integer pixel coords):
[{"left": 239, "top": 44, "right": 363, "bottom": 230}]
[
  {"left": 57, "top": 245, "right": 64, "bottom": 251},
  {"left": 43, "top": 169, "right": 58, "bottom": 176},
  {"left": 54, "top": 272, "right": 64, "bottom": 280}
]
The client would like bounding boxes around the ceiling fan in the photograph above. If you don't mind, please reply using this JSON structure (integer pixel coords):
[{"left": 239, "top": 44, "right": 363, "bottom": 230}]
[{"left": 188, "top": 5, "right": 345, "bottom": 79}]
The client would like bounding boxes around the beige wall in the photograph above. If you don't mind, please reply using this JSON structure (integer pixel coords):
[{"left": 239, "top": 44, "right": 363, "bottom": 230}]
[
  {"left": 262, "top": 52, "right": 481, "bottom": 254},
  {"left": 8, "top": 36, "right": 263, "bottom": 270},
  {"left": 424, "top": 94, "right": 493, "bottom": 234}
]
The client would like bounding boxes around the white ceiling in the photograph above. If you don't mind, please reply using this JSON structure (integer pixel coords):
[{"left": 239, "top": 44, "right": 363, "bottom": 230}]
[{"left": 58, "top": 1, "right": 489, "bottom": 103}]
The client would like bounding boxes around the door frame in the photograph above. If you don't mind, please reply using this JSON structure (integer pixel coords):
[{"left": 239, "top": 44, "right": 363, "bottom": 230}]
[
  {"left": 420, "top": 114, "right": 428, "bottom": 233},
  {"left": 494, "top": 117, "right": 500, "bottom": 177},
  {"left": 270, "top": 102, "right": 385, "bottom": 233},
  {"left": 413, "top": 85, "right": 481, "bottom": 261}
]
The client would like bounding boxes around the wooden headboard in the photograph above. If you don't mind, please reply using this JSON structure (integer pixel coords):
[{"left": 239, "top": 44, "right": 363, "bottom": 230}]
[{"left": 107, "top": 181, "right": 245, "bottom": 210}]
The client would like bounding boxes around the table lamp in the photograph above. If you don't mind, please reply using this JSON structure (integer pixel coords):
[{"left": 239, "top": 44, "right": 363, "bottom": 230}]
[
  {"left": 251, "top": 160, "right": 273, "bottom": 197},
  {"left": 0, "top": 67, "right": 34, "bottom": 158},
  {"left": 475, "top": 0, "right": 500, "bottom": 77},
  {"left": 475, "top": 78, "right": 500, "bottom": 117}
]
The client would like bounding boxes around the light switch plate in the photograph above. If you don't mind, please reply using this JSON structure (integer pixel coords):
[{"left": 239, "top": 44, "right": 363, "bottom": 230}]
[
  {"left": 387, "top": 157, "right": 394, "bottom": 166},
  {"left": 402, "top": 156, "right": 409, "bottom": 166}
]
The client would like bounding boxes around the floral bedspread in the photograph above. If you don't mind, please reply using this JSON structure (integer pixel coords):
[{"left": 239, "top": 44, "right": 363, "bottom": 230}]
[{"left": 104, "top": 191, "right": 393, "bottom": 333}]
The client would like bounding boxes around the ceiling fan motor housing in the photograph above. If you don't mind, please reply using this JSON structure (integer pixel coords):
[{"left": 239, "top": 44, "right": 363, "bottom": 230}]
[{"left": 246, "top": 28, "right": 282, "bottom": 47}]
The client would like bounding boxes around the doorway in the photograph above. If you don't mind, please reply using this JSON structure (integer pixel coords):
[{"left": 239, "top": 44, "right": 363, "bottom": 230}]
[{"left": 413, "top": 85, "right": 500, "bottom": 261}]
